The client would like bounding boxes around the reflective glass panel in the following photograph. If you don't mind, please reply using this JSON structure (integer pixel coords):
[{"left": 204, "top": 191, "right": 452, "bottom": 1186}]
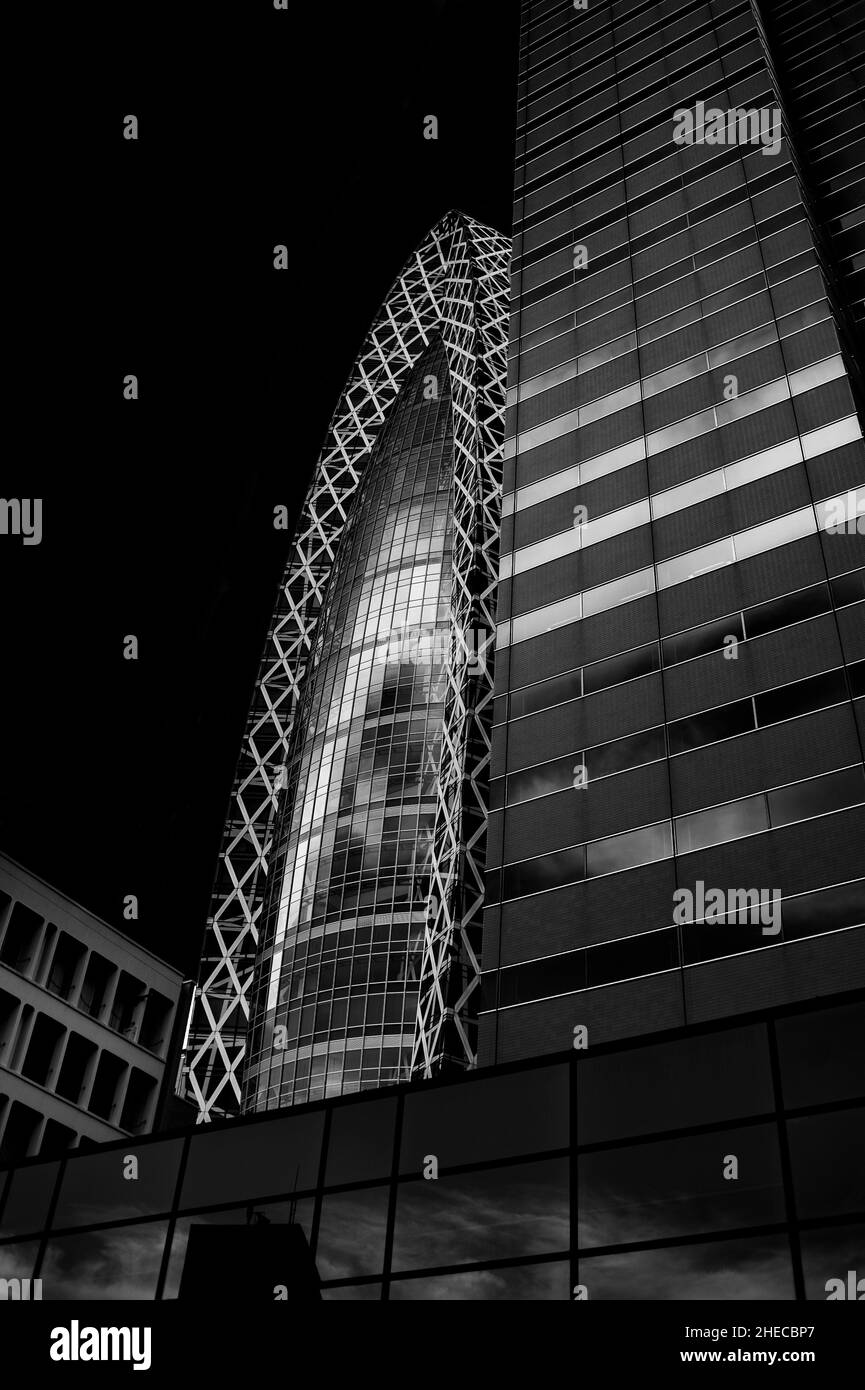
[
  {"left": 324, "top": 1097, "right": 396, "bottom": 1187},
  {"left": 776, "top": 1001, "right": 865, "bottom": 1108},
  {"left": 52, "top": 1141, "right": 183, "bottom": 1231},
  {"left": 578, "top": 1025, "right": 773, "bottom": 1145},
  {"left": 578, "top": 1234, "right": 794, "bottom": 1299},
  {"left": 675, "top": 794, "right": 768, "bottom": 855},
  {"left": 316, "top": 1186, "right": 389, "bottom": 1279},
  {"left": 400, "top": 1065, "right": 568, "bottom": 1173},
  {"left": 0, "top": 1161, "right": 59, "bottom": 1239},
  {"left": 392, "top": 1158, "right": 569, "bottom": 1271},
  {"left": 180, "top": 1112, "right": 324, "bottom": 1207},
  {"left": 768, "top": 767, "right": 865, "bottom": 828},
  {"left": 787, "top": 1109, "right": 865, "bottom": 1219},
  {"left": 579, "top": 1124, "right": 785, "bottom": 1247},
  {"left": 39, "top": 1222, "right": 169, "bottom": 1300},
  {"left": 800, "top": 1223, "right": 865, "bottom": 1301},
  {"left": 586, "top": 821, "right": 672, "bottom": 877}
]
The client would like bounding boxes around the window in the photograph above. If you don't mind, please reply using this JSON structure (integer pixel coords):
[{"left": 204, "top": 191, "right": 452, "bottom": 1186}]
[
  {"left": 400, "top": 1065, "right": 568, "bottom": 1172},
  {"left": 508, "top": 755, "right": 575, "bottom": 805},
  {"left": 508, "top": 592, "right": 582, "bottom": 647},
  {"left": 582, "top": 566, "right": 655, "bottom": 616},
  {"left": 53, "top": 1141, "right": 183, "bottom": 1230},
  {"left": 581, "top": 435, "right": 646, "bottom": 484},
  {"left": 180, "top": 1111, "right": 325, "bottom": 1208},
  {"left": 768, "top": 766, "right": 865, "bottom": 828},
  {"left": 510, "top": 494, "right": 652, "bottom": 576},
  {"left": 511, "top": 666, "right": 582, "bottom": 719},
  {"left": 578, "top": 1124, "right": 785, "bottom": 1247},
  {"left": 578, "top": 1234, "right": 794, "bottom": 1299},
  {"left": 669, "top": 699, "right": 755, "bottom": 755},
  {"left": 734, "top": 505, "right": 815, "bottom": 559},
  {"left": 657, "top": 536, "right": 734, "bottom": 589},
  {"left": 587, "top": 725, "right": 665, "bottom": 779},
  {"left": 586, "top": 928, "right": 677, "bottom": 986},
  {"left": 755, "top": 669, "right": 846, "bottom": 726},
  {"left": 776, "top": 1001, "right": 865, "bottom": 1109},
  {"left": 647, "top": 406, "right": 716, "bottom": 457},
  {"left": 499, "top": 952, "right": 587, "bottom": 1006},
  {"left": 45, "top": 933, "right": 85, "bottom": 1000},
  {"left": 0, "top": 1163, "right": 60, "bottom": 1240},
  {"left": 724, "top": 437, "right": 803, "bottom": 491},
  {"left": 675, "top": 794, "right": 768, "bottom": 855},
  {"left": 40, "top": 1225, "right": 169, "bottom": 1300},
  {"left": 324, "top": 1097, "right": 396, "bottom": 1186},
  {"left": 392, "top": 1158, "right": 569, "bottom": 1271},
  {"left": 584, "top": 642, "right": 659, "bottom": 692},
  {"left": 789, "top": 355, "right": 847, "bottom": 396},
  {"left": 509, "top": 461, "right": 582, "bottom": 516},
  {"left": 316, "top": 1187, "right": 390, "bottom": 1278},
  {"left": 800, "top": 1223, "right": 865, "bottom": 1302},
  {"left": 0, "top": 902, "right": 43, "bottom": 975},
  {"left": 787, "top": 1109, "right": 865, "bottom": 1219},
  {"left": 662, "top": 613, "right": 744, "bottom": 666},
  {"left": 585, "top": 821, "right": 673, "bottom": 877},
  {"left": 744, "top": 582, "right": 831, "bottom": 639},
  {"left": 502, "top": 845, "right": 586, "bottom": 900},
  {"left": 0, "top": 1241, "right": 39, "bottom": 1287},
  {"left": 780, "top": 880, "right": 865, "bottom": 941},
  {"left": 577, "top": 1025, "right": 773, "bottom": 1145},
  {"left": 652, "top": 466, "right": 724, "bottom": 518},
  {"left": 831, "top": 568, "right": 865, "bottom": 607}
]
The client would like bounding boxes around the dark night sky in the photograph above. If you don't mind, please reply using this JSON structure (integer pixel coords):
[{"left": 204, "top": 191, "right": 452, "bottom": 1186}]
[{"left": 0, "top": 1, "right": 520, "bottom": 976}]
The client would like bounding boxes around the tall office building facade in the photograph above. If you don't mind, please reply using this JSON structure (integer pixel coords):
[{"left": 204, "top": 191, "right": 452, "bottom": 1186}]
[
  {"left": 185, "top": 0, "right": 864, "bottom": 1120},
  {"left": 185, "top": 213, "right": 509, "bottom": 1118},
  {"left": 480, "top": 0, "right": 865, "bottom": 1064}
]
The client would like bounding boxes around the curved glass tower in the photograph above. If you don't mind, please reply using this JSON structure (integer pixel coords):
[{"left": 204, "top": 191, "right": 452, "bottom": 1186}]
[
  {"left": 244, "top": 340, "right": 455, "bottom": 1108},
  {"left": 185, "top": 212, "right": 510, "bottom": 1118}
]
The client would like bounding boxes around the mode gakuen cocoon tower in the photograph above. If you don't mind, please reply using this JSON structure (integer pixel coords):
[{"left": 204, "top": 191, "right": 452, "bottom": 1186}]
[{"left": 184, "top": 212, "right": 510, "bottom": 1118}]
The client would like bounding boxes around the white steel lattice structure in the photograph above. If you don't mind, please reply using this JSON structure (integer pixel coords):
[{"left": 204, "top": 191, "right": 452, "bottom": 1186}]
[{"left": 184, "top": 211, "right": 510, "bottom": 1119}]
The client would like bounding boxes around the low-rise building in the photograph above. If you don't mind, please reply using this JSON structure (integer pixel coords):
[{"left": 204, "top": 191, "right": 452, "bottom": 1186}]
[{"left": 0, "top": 855, "right": 183, "bottom": 1160}]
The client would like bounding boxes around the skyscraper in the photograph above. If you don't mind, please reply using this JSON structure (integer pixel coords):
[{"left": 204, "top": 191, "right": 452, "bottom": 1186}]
[
  {"left": 3, "top": 0, "right": 864, "bottom": 1316},
  {"left": 186, "top": 0, "right": 864, "bottom": 1122},
  {"left": 185, "top": 212, "right": 509, "bottom": 1118},
  {"left": 480, "top": 0, "right": 865, "bottom": 1063}
]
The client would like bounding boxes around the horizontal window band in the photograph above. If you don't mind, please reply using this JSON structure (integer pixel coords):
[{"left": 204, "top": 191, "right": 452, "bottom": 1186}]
[
  {"left": 518, "top": 0, "right": 749, "bottom": 109},
  {"left": 515, "top": 133, "right": 748, "bottom": 243},
  {"left": 515, "top": 171, "right": 795, "bottom": 310},
  {"left": 497, "top": 474, "right": 864, "bottom": 649},
  {"left": 512, "top": 306, "right": 795, "bottom": 409},
  {"left": 514, "top": 131, "right": 789, "bottom": 265},
  {"left": 501, "top": 429, "right": 822, "bottom": 582},
  {"left": 515, "top": 137, "right": 782, "bottom": 242},
  {"left": 520, "top": 47, "right": 767, "bottom": 173},
  {"left": 511, "top": 332, "right": 843, "bottom": 462},
  {"left": 517, "top": 0, "right": 728, "bottom": 128},
  {"left": 495, "top": 760, "right": 865, "bottom": 907},
  {"left": 505, "top": 264, "right": 823, "bottom": 464},
  {"left": 514, "top": 164, "right": 794, "bottom": 310},
  {"left": 497, "top": 664, "right": 865, "bottom": 811},
  {"left": 505, "top": 303, "right": 833, "bottom": 484},
  {"left": 507, "top": 254, "right": 826, "bottom": 404},
  {"left": 486, "top": 883, "right": 865, "bottom": 1009},
  {"left": 517, "top": 49, "right": 767, "bottom": 170}
]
